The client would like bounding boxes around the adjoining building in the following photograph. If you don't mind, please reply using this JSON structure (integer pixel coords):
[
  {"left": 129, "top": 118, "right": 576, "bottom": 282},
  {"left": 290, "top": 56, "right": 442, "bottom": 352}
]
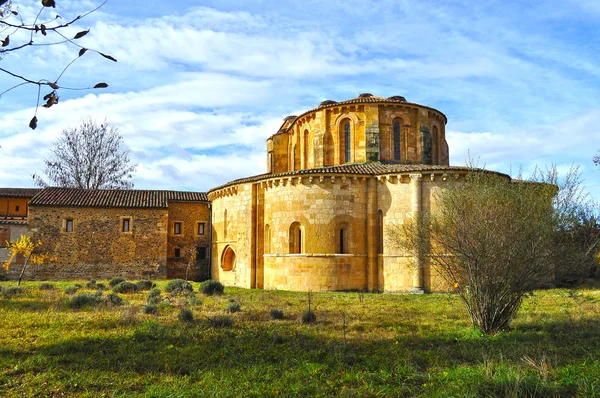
[
  {"left": 2, "top": 188, "right": 210, "bottom": 281},
  {"left": 1, "top": 94, "right": 514, "bottom": 292}
]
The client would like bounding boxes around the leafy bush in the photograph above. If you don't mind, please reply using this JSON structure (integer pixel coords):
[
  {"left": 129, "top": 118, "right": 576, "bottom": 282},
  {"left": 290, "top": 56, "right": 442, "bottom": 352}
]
[
  {"left": 187, "top": 292, "right": 202, "bottom": 306},
  {"left": 95, "top": 283, "right": 106, "bottom": 290},
  {"left": 165, "top": 279, "right": 193, "bottom": 293},
  {"left": 136, "top": 280, "right": 155, "bottom": 291},
  {"left": 39, "top": 283, "right": 55, "bottom": 290},
  {"left": 64, "top": 286, "right": 79, "bottom": 295},
  {"left": 199, "top": 280, "right": 224, "bottom": 296},
  {"left": 106, "top": 293, "right": 124, "bottom": 306},
  {"left": 109, "top": 277, "right": 126, "bottom": 287},
  {"left": 143, "top": 304, "right": 158, "bottom": 315},
  {"left": 208, "top": 315, "right": 233, "bottom": 328},
  {"left": 178, "top": 308, "right": 194, "bottom": 323},
  {"left": 302, "top": 310, "right": 317, "bottom": 324},
  {"left": 148, "top": 288, "right": 161, "bottom": 297},
  {"left": 70, "top": 293, "right": 101, "bottom": 308},
  {"left": 112, "top": 281, "right": 138, "bottom": 294},
  {"left": 226, "top": 302, "right": 241, "bottom": 313},
  {"left": 270, "top": 309, "right": 284, "bottom": 320},
  {"left": 85, "top": 279, "right": 97, "bottom": 289}
]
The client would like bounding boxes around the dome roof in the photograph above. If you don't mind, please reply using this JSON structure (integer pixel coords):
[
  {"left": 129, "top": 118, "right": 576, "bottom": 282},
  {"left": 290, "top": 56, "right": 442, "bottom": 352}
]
[
  {"left": 386, "top": 96, "right": 407, "bottom": 102},
  {"left": 319, "top": 100, "right": 338, "bottom": 107}
]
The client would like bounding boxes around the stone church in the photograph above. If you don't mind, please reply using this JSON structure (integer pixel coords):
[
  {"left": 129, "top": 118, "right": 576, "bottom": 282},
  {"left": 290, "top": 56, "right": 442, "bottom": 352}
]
[{"left": 1, "top": 94, "right": 510, "bottom": 292}]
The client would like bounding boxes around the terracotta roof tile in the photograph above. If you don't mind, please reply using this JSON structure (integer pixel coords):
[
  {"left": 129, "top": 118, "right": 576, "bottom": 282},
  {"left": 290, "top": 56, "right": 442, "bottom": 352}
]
[
  {"left": 0, "top": 188, "right": 42, "bottom": 198},
  {"left": 30, "top": 188, "right": 208, "bottom": 208},
  {"left": 209, "top": 162, "right": 511, "bottom": 192}
]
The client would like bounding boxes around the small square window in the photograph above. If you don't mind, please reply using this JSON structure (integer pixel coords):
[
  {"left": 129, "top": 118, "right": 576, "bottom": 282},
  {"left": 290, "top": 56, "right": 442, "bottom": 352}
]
[
  {"left": 174, "top": 248, "right": 181, "bottom": 258},
  {"left": 15, "top": 205, "right": 20, "bottom": 212},
  {"left": 122, "top": 218, "right": 131, "bottom": 233},
  {"left": 197, "top": 222, "right": 205, "bottom": 235},
  {"left": 65, "top": 219, "right": 73, "bottom": 232},
  {"left": 174, "top": 222, "right": 182, "bottom": 235},
  {"left": 197, "top": 247, "right": 207, "bottom": 260}
]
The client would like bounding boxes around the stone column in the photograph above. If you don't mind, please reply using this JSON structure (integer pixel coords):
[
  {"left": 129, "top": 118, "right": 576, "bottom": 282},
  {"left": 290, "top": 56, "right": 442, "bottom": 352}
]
[
  {"left": 366, "top": 177, "right": 378, "bottom": 292},
  {"left": 409, "top": 173, "right": 425, "bottom": 294}
]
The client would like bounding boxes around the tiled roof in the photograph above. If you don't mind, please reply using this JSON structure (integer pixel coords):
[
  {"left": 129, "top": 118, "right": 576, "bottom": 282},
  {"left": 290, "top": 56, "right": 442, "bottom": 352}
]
[
  {"left": 209, "top": 162, "right": 511, "bottom": 192},
  {"left": 30, "top": 188, "right": 208, "bottom": 208},
  {"left": 0, "top": 188, "right": 42, "bottom": 198}
]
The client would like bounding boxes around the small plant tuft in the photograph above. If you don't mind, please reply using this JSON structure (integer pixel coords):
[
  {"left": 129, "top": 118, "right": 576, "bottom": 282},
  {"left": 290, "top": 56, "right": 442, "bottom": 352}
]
[
  {"left": 39, "top": 283, "right": 55, "bottom": 290},
  {"left": 302, "top": 309, "right": 317, "bottom": 324},
  {"left": 85, "top": 279, "right": 97, "bottom": 289},
  {"left": 96, "top": 283, "right": 106, "bottom": 290},
  {"left": 1, "top": 286, "right": 22, "bottom": 298},
  {"left": 178, "top": 308, "right": 194, "bottom": 323},
  {"left": 270, "top": 309, "right": 285, "bottom": 320},
  {"left": 64, "top": 285, "right": 79, "bottom": 295},
  {"left": 148, "top": 287, "right": 161, "bottom": 297},
  {"left": 136, "top": 280, "right": 155, "bottom": 291},
  {"left": 208, "top": 315, "right": 233, "bottom": 328},
  {"left": 226, "top": 302, "right": 241, "bottom": 313},
  {"left": 143, "top": 304, "right": 158, "bottom": 315},
  {"left": 199, "top": 279, "right": 224, "bottom": 295},
  {"left": 70, "top": 293, "right": 101, "bottom": 308},
  {"left": 106, "top": 293, "right": 124, "bottom": 306},
  {"left": 165, "top": 279, "right": 193, "bottom": 293},
  {"left": 112, "top": 281, "right": 138, "bottom": 294},
  {"left": 109, "top": 277, "right": 126, "bottom": 287}
]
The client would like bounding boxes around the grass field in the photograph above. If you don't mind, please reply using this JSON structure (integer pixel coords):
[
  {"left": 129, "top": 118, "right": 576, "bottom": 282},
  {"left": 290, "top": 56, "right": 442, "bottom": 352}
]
[{"left": 1, "top": 280, "right": 599, "bottom": 397}]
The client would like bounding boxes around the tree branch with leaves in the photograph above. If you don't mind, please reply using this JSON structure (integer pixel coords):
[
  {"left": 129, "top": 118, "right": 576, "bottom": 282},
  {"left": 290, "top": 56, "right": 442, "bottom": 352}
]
[
  {"left": 0, "top": 0, "right": 116, "bottom": 129},
  {"left": 3, "top": 234, "right": 53, "bottom": 286}
]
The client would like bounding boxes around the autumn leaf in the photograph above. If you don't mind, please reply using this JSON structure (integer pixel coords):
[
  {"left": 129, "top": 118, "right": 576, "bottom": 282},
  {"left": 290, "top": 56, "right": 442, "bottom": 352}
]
[
  {"left": 41, "top": 0, "right": 56, "bottom": 8},
  {"left": 78, "top": 48, "right": 87, "bottom": 57},
  {"left": 93, "top": 83, "right": 108, "bottom": 88},
  {"left": 29, "top": 116, "right": 37, "bottom": 130},
  {"left": 99, "top": 52, "right": 117, "bottom": 62},
  {"left": 73, "top": 29, "right": 89, "bottom": 39},
  {"left": 1, "top": 35, "right": 8, "bottom": 47}
]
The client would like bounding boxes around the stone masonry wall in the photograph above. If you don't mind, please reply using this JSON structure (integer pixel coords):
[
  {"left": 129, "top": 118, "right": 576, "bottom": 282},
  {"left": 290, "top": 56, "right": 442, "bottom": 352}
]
[
  {"left": 25, "top": 206, "right": 169, "bottom": 281},
  {"left": 210, "top": 185, "right": 255, "bottom": 288},
  {"left": 167, "top": 202, "right": 211, "bottom": 281}
]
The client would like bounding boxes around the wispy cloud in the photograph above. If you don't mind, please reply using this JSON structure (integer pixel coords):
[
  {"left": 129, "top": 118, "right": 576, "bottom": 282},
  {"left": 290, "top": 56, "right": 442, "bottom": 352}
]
[{"left": 0, "top": 0, "right": 598, "bottom": 200}]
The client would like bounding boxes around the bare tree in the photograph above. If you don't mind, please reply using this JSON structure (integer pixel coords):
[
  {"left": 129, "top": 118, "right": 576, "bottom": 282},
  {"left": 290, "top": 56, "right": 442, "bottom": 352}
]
[
  {"left": 1, "top": 0, "right": 116, "bottom": 129},
  {"left": 391, "top": 166, "right": 599, "bottom": 335},
  {"left": 34, "top": 118, "right": 136, "bottom": 189}
]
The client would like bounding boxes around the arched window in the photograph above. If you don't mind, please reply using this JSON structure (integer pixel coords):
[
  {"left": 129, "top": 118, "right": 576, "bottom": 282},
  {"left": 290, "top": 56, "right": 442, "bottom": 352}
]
[
  {"left": 378, "top": 210, "right": 384, "bottom": 254},
  {"left": 432, "top": 125, "right": 439, "bottom": 164},
  {"left": 224, "top": 209, "right": 228, "bottom": 239},
  {"left": 324, "top": 131, "right": 334, "bottom": 166},
  {"left": 264, "top": 224, "right": 271, "bottom": 254},
  {"left": 289, "top": 222, "right": 303, "bottom": 254},
  {"left": 344, "top": 122, "right": 351, "bottom": 163},
  {"left": 393, "top": 120, "right": 401, "bottom": 161},
  {"left": 221, "top": 246, "right": 236, "bottom": 271},
  {"left": 421, "top": 127, "right": 433, "bottom": 165},
  {"left": 294, "top": 141, "right": 300, "bottom": 171},
  {"left": 338, "top": 223, "right": 349, "bottom": 254},
  {"left": 303, "top": 130, "right": 309, "bottom": 169}
]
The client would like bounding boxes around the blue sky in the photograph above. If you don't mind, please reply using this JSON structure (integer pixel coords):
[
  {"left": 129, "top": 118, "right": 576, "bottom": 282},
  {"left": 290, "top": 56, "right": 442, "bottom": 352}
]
[{"left": 0, "top": 0, "right": 598, "bottom": 201}]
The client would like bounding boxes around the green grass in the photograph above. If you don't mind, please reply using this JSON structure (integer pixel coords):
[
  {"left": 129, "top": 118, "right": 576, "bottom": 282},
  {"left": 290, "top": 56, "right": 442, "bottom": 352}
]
[{"left": 1, "top": 280, "right": 600, "bottom": 397}]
